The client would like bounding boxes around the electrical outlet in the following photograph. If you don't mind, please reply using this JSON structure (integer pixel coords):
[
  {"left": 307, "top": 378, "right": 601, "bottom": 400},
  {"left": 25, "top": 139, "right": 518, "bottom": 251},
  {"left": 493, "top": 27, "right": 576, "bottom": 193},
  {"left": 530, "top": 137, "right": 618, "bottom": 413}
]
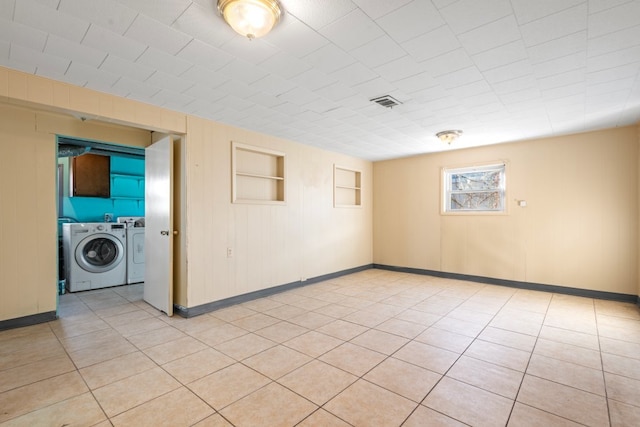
[
  {"left": 227, "top": 248, "right": 233, "bottom": 258},
  {"left": 104, "top": 213, "right": 113, "bottom": 222}
]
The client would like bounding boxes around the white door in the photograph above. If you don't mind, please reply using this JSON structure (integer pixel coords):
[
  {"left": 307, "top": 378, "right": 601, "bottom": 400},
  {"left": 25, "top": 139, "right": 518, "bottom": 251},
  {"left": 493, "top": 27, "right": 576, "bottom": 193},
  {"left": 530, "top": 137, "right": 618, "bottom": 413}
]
[{"left": 144, "top": 134, "right": 173, "bottom": 315}]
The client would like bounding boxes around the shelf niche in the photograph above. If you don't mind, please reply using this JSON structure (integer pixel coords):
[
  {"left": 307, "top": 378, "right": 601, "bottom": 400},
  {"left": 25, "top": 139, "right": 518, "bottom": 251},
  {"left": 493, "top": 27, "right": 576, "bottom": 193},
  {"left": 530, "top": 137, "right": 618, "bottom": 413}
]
[
  {"left": 232, "top": 142, "right": 286, "bottom": 204},
  {"left": 334, "top": 165, "right": 362, "bottom": 207}
]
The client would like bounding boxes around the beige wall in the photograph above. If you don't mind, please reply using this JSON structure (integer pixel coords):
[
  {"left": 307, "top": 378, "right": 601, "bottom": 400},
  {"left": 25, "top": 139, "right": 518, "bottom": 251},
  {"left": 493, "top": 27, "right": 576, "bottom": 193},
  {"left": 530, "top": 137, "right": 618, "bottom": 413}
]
[
  {"left": 374, "top": 126, "right": 640, "bottom": 296},
  {"left": 184, "top": 117, "right": 372, "bottom": 307},
  {"left": 0, "top": 67, "right": 373, "bottom": 322}
]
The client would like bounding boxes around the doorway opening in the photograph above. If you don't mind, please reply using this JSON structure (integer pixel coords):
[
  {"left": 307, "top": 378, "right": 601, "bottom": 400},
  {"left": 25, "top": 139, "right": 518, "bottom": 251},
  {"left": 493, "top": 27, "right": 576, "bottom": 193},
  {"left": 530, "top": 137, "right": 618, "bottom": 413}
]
[{"left": 56, "top": 136, "right": 146, "bottom": 314}]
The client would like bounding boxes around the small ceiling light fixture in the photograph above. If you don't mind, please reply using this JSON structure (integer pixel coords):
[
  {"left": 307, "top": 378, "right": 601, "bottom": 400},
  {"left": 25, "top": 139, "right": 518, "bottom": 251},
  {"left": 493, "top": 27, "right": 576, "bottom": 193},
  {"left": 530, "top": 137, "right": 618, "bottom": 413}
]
[
  {"left": 436, "top": 130, "right": 463, "bottom": 144},
  {"left": 217, "top": 0, "right": 282, "bottom": 40}
]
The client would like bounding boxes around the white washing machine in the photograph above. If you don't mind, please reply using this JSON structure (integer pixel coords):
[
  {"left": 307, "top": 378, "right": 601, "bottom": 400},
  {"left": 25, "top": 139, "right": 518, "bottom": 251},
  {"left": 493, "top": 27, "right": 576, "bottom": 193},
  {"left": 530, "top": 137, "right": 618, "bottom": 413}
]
[
  {"left": 62, "top": 223, "right": 127, "bottom": 292},
  {"left": 117, "top": 217, "right": 145, "bottom": 284}
]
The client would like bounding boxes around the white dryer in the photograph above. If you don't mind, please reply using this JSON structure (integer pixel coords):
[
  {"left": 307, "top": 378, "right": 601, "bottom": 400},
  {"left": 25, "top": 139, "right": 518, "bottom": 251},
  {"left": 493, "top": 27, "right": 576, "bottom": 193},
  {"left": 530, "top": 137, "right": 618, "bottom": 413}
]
[
  {"left": 62, "top": 223, "right": 127, "bottom": 292},
  {"left": 117, "top": 217, "right": 145, "bottom": 284}
]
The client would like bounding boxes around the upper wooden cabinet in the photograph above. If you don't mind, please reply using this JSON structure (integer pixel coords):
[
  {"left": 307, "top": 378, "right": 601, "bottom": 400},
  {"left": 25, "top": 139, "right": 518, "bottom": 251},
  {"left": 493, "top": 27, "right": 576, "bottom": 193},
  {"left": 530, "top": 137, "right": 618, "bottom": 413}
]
[{"left": 70, "top": 153, "right": 110, "bottom": 198}]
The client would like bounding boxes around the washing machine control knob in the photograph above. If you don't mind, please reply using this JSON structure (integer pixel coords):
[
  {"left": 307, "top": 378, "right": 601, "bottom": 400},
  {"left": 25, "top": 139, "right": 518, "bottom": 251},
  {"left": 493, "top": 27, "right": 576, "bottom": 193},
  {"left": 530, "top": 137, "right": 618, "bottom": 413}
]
[{"left": 96, "top": 224, "right": 105, "bottom": 231}]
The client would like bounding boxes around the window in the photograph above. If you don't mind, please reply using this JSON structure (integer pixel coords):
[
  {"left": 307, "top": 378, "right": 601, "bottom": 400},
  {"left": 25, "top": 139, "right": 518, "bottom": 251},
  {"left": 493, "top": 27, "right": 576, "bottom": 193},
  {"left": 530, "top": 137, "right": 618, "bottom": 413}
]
[{"left": 443, "top": 163, "right": 506, "bottom": 213}]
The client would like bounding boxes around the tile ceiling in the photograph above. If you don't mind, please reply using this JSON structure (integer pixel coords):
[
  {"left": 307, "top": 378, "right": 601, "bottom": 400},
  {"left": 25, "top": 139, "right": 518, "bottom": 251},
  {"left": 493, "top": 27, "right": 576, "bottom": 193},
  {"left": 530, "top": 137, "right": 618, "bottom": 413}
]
[{"left": 1, "top": 0, "right": 639, "bottom": 160}]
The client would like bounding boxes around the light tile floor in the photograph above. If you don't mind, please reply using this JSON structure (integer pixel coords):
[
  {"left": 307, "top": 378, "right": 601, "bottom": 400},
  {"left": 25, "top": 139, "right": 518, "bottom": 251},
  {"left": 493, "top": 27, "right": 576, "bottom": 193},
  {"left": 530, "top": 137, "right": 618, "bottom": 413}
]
[{"left": 1, "top": 269, "right": 640, "bottom": 426}]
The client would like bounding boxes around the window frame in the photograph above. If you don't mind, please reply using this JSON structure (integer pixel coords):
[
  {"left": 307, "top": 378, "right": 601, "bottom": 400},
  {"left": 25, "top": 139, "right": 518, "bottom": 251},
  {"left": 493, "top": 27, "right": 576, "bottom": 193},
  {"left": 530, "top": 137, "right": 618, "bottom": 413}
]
[{"left": 441, "top": 162, "right": 507, "bottom": 215}]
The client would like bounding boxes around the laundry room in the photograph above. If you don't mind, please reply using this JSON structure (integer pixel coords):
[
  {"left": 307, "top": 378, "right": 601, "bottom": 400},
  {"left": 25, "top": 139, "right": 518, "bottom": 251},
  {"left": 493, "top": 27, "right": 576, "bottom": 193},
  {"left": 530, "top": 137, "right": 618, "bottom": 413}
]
[{"left": 57, "top": 137, "right": 146, "bottom": 294}]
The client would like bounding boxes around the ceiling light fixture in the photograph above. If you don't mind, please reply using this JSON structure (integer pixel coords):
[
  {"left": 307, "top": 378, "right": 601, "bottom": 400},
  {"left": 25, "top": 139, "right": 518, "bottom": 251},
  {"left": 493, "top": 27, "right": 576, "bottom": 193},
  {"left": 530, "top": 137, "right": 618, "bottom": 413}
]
[
  {"left": 217, "top": 0, "right": 282, "bottom": 40},
  {"left": 436, "top": 130, "right": 463, "bottom": 144}
]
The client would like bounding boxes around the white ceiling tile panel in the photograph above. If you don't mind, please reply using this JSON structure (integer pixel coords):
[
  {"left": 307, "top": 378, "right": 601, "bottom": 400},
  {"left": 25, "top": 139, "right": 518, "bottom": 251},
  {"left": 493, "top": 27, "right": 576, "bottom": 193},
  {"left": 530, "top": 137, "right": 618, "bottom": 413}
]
[
  {"left": 217, "top": 58, "right": 268, "bottom": 84},
  {"left": 176, "top": 39, "right": 233, "bottom": 71},
  {"left": 538, "top": 69, "right": 585, "bottom": 90},
  {"left": 587, "top": 62, "right": 640, "bottom": 85},
  {"left": 353, "top": 77, "right": 398, "bottom": 98},
  {"left": 314, "top": 81, "right": 359, "bottom": 102},
  {"left": 220, "top": 37, "right": 280, "bottom": 64},
  {"left": 472, "top": 40, "right": 529, "bottom": 71},
  {"left": 587, "top": 45, "right": 640, "bottom": 73},
  {"left": 281, "top": 0, "right": 358, "bottom": 30},
  {"left": 422, "top": 49, "right": 473, "bottom": 77},
  {"left": 0, "top": 18, "right": 47, "bottom": 51},
  {"left": 499, "top": 88, "right": 542, "bottom": 105},
  {"left": 151, "top": 88, "right": 194, "bottom": 109},
  {"left": 249, "top": 74, "right": 297, "bottom": 96},
  {"left": 482, "top": 60, "right": 534, "bottom": 84},
  {"left": 82, "top": 25, "right": 146, "bottom": 62},
  {"left": 257, "top": 51, "right": 312, "bottom": 80},
  {"left": 66, "top": 61, "right": 120, "bottom": 87},
  {"left": 541, "top": 82, "right": 585, "bottom": 100},
  {"left": 449, "top": 80, "right": 493, "bottom": 99},
  {"left": 114, "top": 0, "right": 191, "bottom": 26},
  {"left": 125, "top": 14, "right": 192, "bottom": 56},
  {"left": 402, "top": 25, "right": 460, "bottom": 62},
  {"left": 136, "top": 47, "right": 192, "bottom": 76},
  {"left": 291, "top": 68, "right": 337, "bottom": 91},
  {"left": 457, "top": 15, "right": 521, "bottom": 55},
  {"left": 145, "top": 70, "right": 194, "bottom": 93},
  {"left": 439, "top": 0, "right": 512, "bottom": 34},
  {"left": 277, "top": 86, "right": 320, "bottom": 106},
  {"left": 352, "top": 0, "right": 413, "bottom": 20},
  {"left": 520, "top": 4, "right": 587, "bottom": 47},
  {"left": 179, "top": 67, "right": 228, "bottom": 91},
  {"left": 588, "top": 0, "right": 633, "bottom": 14},
  {"left": 182, "top": 83, "right": 227, "bottom": 102},
  {"left": 45, "top": 34, "right": 106, "bottom": 68},
  {"left": 329, "top": 62, "right": 377, "bottom": 87},
  {"left": 303, "top": 43, "right": 356, "bottom": 74},
  {"left": 247, "top": 91, "right": 286, "bottom": 108},
  {"left": 393, "top": 71, "right": 437, "bottom": 93},
  {"left": 526, "top": 31, "right": 586, "bottom": 64},
  {"left": 588, "top": 1, "right": 640, "bottom": 38},
  {"left": 586, "top": 77, "right": 636, "bottom": 96},
  {"left": 10, "top": 43, "right": 69, "bottom": 74},
  {"left": 58, "top": 0, "right": 137, "bottom": 35},
  {"left": 172, "top": 2, "right": 234, "bottom": 48},
  {"left": 14, "top": 0, "right": 88, "bottom": 43},
  {"left": 375, "top": 0, "right": 444, "bottom": 43},
  {"left": 213, "top": 79, "right": 258, "bottom": 100},
  {"left": 374, "top": 55, "right": 428, "bottom": 82},
  {"left": 320, "top": 9, "right": 384, "bottom": 51},
  {"left": 349, "top": 35, "right": 405, "bottom": 68},
  {"left": 112, "top": 76, "right": 160, "bottom": 98},
  {"left": 265, "top": 16, "right": 329, "bottom": 58},
  {"left": 0, "top": 39, "right": 8, "bottom": 59},
  {"left": 100, "top": 54, "right": 155, "bottom": 82},
  {"left": 587, "top": 24, "right": 640, "bottom": 57},
  {"left": 0, "top": 0, "right": 15, "bottom": 20},
  {"left": 432, "top": 0, "right": 458, "bottom": 8},
  {"left": 491, "top": 75, "right": 538, "bottom": 94},
  {"left": 532, "top": 52, "right": 586, "bottom": 78},
  {"left": 435, "top": 66, "right": 483, "bottom": 89},
  {"left": 511, "top": 0, "right": 585, "bottom": 25}
]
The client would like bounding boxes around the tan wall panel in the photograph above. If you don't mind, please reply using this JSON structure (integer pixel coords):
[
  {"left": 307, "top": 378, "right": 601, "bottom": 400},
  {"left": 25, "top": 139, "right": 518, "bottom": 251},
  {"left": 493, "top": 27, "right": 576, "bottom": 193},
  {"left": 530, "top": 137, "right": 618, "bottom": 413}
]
[
  {"left": 184, "top": 117, "right": 372, "bottom": 308},
  {"left": 0, "top": 106, "right": 57, "bottom": 321},
  {"left": 374, "top": 126, "right": 639, "bottom": 295}
]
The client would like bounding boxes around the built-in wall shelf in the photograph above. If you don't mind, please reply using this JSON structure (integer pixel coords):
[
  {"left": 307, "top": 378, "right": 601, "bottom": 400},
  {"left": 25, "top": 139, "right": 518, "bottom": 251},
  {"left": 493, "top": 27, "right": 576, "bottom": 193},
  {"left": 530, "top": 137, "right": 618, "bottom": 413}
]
[
  {"left": 334, "top": 165, "right": 362, "bottom": 207},
  {"left": 232, "top": 142, "right": 286, "bottom": 204}
]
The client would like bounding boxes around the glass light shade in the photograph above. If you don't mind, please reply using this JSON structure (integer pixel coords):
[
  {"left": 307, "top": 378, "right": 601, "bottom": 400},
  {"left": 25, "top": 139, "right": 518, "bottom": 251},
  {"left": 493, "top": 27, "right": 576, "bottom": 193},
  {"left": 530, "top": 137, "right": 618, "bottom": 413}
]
[
  {"left": 218, "top": 0, "right": 282, "bottom": 39},
  {"left": 436, "top": 130, "right": 463, "bottom": 144}
]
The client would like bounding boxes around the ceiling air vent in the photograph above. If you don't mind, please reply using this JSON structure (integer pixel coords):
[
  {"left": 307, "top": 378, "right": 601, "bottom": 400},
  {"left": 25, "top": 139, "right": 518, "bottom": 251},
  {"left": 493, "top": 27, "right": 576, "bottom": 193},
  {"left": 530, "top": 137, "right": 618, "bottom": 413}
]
[{"left": 370, "top": 95, "right": 402, "bottom": 109}]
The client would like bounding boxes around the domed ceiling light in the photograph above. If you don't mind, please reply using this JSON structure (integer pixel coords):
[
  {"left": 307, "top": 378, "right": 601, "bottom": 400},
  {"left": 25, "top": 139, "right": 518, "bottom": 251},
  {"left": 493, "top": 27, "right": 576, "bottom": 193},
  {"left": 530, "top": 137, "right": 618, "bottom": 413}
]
[
  {"left": 436, "top": 130, "right": 463, "bottom": 144},
  {"left": 217, "top": 0, "right": 282, "bottom": 40}
]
